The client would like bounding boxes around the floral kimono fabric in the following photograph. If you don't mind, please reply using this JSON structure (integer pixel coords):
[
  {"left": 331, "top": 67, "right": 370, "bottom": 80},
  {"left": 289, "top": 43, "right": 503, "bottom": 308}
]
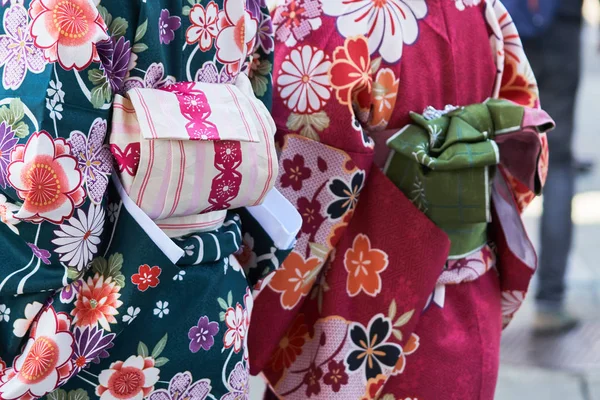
[
  {"left": 248, "top": 1, "right": 550, "bottom": 399},
  {"left": 0, "top": 0, "right": 277, "bottom": 399}
]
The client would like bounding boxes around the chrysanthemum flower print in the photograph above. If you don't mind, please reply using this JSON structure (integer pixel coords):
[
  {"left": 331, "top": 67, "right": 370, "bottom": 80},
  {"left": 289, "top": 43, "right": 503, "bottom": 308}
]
[
  {"left": 28, "top": 0, "right": 109, "bottom": 70},
  {"left": 7, "top": 131, "right": 85, "bottom": 224},
  {"left": 344, "top": 234, "right": 389, "bottom": 297},
  {"left": 71, "top": 272, "right": 122, "bottom": 331},
  {"left": 322, "top": 0, "right": 427, "bottom": 63},
  {"left": 277, "top": 45, "right": 331, "bottom": 114}
]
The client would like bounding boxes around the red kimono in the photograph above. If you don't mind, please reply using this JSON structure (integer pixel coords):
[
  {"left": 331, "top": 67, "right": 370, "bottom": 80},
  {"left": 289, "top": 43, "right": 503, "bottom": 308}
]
[{"left": 246, "top": 1, "right": 550, "bottom": 399}]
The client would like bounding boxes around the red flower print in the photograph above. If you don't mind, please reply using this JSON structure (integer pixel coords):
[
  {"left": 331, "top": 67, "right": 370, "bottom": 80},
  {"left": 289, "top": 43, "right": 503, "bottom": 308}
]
[
  {"left": 360, "top": 374, "right": 387, "bottom": 400},
  {"left": 323, "top": 360, "right": 348, "bottom": 392},
  {"left": 131, "top": 264, "right": 162, "bottom": 292},
  {"left": 297, "top": 197, "right": 324, "bottom": 236},
  {"left": 328, "top": 36, "right": 372, "bottom": 111},
  {"left": 270, "top": 314, "right": 309, "bottom": 372},
  {"left": 500, "top": 58, "right": 537, "bottom": 108},
  {"left": 392, "top": 333, "right": 420, "bottom": 375},
  {"left": 280, "top": 154, "right": 311, "bottom": 191},
  {"left": 7, "top": 131, "right": 85, "bottom": 224},
  {"left": 303, "top": 363, "right": 323, "bottom": 397}
]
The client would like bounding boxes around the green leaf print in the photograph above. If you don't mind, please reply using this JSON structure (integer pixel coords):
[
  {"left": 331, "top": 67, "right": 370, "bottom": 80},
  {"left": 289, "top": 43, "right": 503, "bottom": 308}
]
[
  {"left": 91, "top": 253, "right": 126, "bottom": 287},
  {"left": 90, "top": 83, "right": 112, "bottom": 109},
  {"left": 219, "top": 311, "right": 225, "bottom": 322},
  {"left": 0, "top": 99, "right": 29, "bottom": 138},
  {"left": 110, "top": 17, "right": 129, "bottom": 38},
  {"left": 182, "top": 6, "right": 191, "bottom": 16},
  {"left": 135, "top": 20, "right": 148, "bottom": 42},
  {"left": 97, "top": 6, "right": 112, "bottom": 29},
  {"left": 217, "top": 297, "right": 228, "bottom": 310},
  {"left": 67, "top": 267, "right": 81, "bottom": 280},
  {"left": 138, "top": 341, "right": 149, "bottom": 358},
  {"left": 12, "top": 121, "right": 28, "bottom": 139},
  {"left": 154, "top": 357, "right": 169, "bottom": 367},
  {"left": 227, "top": 291, "right": 233, "bottom": 307},
  {"left": 151, "top": 333, "right": 168, "bottom": 358},
  {"left": 132, "top": 43, "right": 149, "bottom": 53},
  {"left": 47, "top": 389, "right": 67, "bottom": 400},
  {"left": 67, "top": 389, "right": 90, "bottom": 400},
  {"left": 88, "top": 69, "right": 105, "bottom": 86}
]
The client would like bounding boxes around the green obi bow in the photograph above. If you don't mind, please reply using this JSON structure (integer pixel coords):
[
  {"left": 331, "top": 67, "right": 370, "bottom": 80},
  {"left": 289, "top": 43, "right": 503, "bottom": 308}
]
[{"left": 385, "top": 99, "right": 553, "bottom": 257}]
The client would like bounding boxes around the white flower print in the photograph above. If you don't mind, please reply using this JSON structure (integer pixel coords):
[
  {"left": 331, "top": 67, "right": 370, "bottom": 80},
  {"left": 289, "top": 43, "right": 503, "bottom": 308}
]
[
  {"left": 223, "top": 303, "right": 245, "bottom": 353},
  {"left": 45, "top": 97, "right": 63, "bottom": 120},
  {"left": 122, "top": 306, "right": 140, "bottom": 325},
  {"left": 322, "top": 0, "right": 427, "bottom": 63},
  {"left": 0, "top": 304, "right": 9, "bottom": 322},
  {"left": 173, "top": 270, "right": 186, "bottom": 281},
  {"left": 107, "top": 202, "right": 119, "bottom": 223},
  {"left": 12, "top": 301, "right": 43, "bottom": 338},
  {"left": 52, "top": 203, "right": 105, "bottom": 271},
  {"left": 501, "top": 290, "right": 525, "bottom": 317},
  {"left": 186, "top": 2, "right": 220, "bottom": 51},
  {"left": 454, "top": 0, "right": 482, "bottom": 11},
  {"left": 97, "top": 355, "right": 160, "bottom": 400},
  {"left": 153, "top": 301, "right": 169, "bottom": 319},
  {"left": 277, "top": 45, "right": 331, "bottom": 114},
  {"left": 0, "top": 193, "right": 20, "bottom": 235},
  {"left": 46, "top": 79, "right": 65, "bottom": 104}
]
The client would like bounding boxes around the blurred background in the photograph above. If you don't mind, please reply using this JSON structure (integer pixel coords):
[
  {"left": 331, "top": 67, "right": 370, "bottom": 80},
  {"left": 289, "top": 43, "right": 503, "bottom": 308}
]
[{"left": 496, "top": 0, "right": 600, "bottom": 398}]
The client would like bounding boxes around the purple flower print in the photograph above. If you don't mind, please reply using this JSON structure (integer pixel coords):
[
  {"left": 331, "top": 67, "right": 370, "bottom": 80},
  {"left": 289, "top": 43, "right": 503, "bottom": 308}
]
[
  {"left": 257, "top": 13, "right": 274, "bottom": 54},
  {"left": 245, "top": 0, "right": 263, "bottom": 20},
  {"left": 0, "top": 122, "right": 17, "bottom": 189},
  {"left": 68, "top": 118, "right": 112, "bottom": 204},
  {"left": 149, "top": 372, "right": 212, "bottom": 400},
  {"left": 97, "top": 36, "right": 132, "bottom": 94},
  {"left": 123, "top": 62, "right": 176, "bottom": 92},
  {"left": 194, "top": 61, "right": 235, "bottom": 84},
  {"left": 72, "top": 325, "right": 116, "bottom": 371},
  {"left": 159, "top": 9, "right": 181, "bottom": 45},
  {"left": 27, "top": 243, "right": 51, "bottom": 265},
  {"left": 0, "top": 4, "right": 46, "bottom": 90},
  {"left": 60, "top": 279, "right": 82, "bottom": 304},
  {"left": 188, "top": 316, "right": 219, "bottom": 353},
  {"left": 221, "top": 362, "right": 250, "bottom": 400}
]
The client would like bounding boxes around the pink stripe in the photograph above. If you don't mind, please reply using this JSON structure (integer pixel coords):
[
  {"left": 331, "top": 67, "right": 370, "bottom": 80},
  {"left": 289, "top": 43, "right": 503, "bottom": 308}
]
[
  {"left": 111, "top": 122, "right": 141, "bottom": 134},
  {"left": 248, "top": 101, "right": 273, "bottom": 205},
  {"left": 113, "top": 103, "right": 136, "bottom": 113},
  {"left": 158, "top": 219, "right": 226, "bottom": 229},
  {"left": 166, "top": 142, "right": 186, "bottom": 218},
  {"left": 136, "top": 140, "right": 155, "bottom": 206},
  {"left": 135, "top": 89, "right": 159, "bottom": 139},
  {"left": 225, "top": 86, "right": 252, "bottom": 141}
]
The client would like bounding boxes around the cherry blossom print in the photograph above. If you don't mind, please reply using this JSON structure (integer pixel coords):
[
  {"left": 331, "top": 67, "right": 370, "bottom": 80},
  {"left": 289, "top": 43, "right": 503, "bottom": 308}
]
[
  {"left": 269, "top": 251, "right": 322, "bottom": 310},
  {"left": 7, "top": 131, "right": 85, "bottom": 224},
  {"left": 220, "top": 362, "right": 249, "bottom": 400},
  {"left": 277, "top": 45, "right": 331, "bottom": 114},
  {"left": 370, "top": 68, "right": 399, "bottom": 129},
  {"left": 322, "top": 0, "right": 427, "bottom": 63},
  {"left": 131, "top": 264, "right": 162, "bottom": 292},
  {"left": 323, "top": 360, "right": 349, "bottom": 392},
  {"left": 12, "top": 301, "right": 43, "bottom": 338},
  {"left": 123, "top": 62, "right": 176, "bottom": 92},
  {"left": 194, "top": 60, "right": 235, "bottom": 84},
  {"left": 215, "top": 0, "right": 257, "bottom": 75},
  {"left": 71, "top": 272, "right": 123, "bottom": 331},
  {"left": 186, "top": 2, "right": 219, "bottom": 51},
  {"left": 52, "top": 202, "right": 104, "bottom": 271},
  {"left": 223, "top": 303, "right": 245, "bottom": 353},
  {"left": 346, "top": 314, "right": 402, "bottom": 381},
  {"left": 329, "top": 36, "right": 372, "bottom": 111},
  {"left": 97, "top": 355, "right": 160, "bottom": 400},
  {"left": 273, "top": 0, "right": 322, "bottom": 46},
  {"left": 148, "top": 372, "right": 212, "bottom": 400},
  {"left": 188, "top": 316, "right": 219, "bottom": 353},
  {"left": 344, "top": 234, "right": 389, "bottom": 297},
  {"left": 326, "top": 170, "right": 364, "bottom": 219},
  {"left": 158, "top": 9, "right": 181, "bottom": 45},
  {"left": 0, "top": 122, "right": 17, "bottom": 189},
  {"left": 69, "top": 118, "right": 112, "bottom": 204},
  {"left": 28, "top": 0, "right": 109, "bottom": 71},
  {"left": 280, "top": 153, "right": 311, "bottom": 191},
  {"left": 0, "top": 3, "right": 46, "bottom": 90},
  {"left": 0, "top": 307, "right": 74, "bottom": 400},
  {"left": 0, "top": 193, "right": 20, "bottom": 234}
]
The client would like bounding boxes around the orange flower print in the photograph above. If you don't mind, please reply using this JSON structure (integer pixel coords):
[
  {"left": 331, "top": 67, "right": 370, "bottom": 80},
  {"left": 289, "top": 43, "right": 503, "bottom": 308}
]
[
  {"left": 370, "top": 68, "right": 399, "bottom": 129},
  {"left": 269, "top": 251, "right": 322, "bottom": 310},
  {"left": 270, "top": 314, "right": 309, "bottom": 372},
  {"left": 392, "top": 333, "right": 420, "bottom": 375},
  {"left": 360, "top": 374, "right": 387, "bottom": 400},
  {"left": 344, "top": 234, "right": 389, "bottom": 297},
  {"left": 329, "top": 36, "right": 372, "bottom": 111},
  {"left": 500, "top": 58, "right": 537, "bottom": 108},
  {"left": 71, "top": 273, "right": 122, "bottom": 332}
]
